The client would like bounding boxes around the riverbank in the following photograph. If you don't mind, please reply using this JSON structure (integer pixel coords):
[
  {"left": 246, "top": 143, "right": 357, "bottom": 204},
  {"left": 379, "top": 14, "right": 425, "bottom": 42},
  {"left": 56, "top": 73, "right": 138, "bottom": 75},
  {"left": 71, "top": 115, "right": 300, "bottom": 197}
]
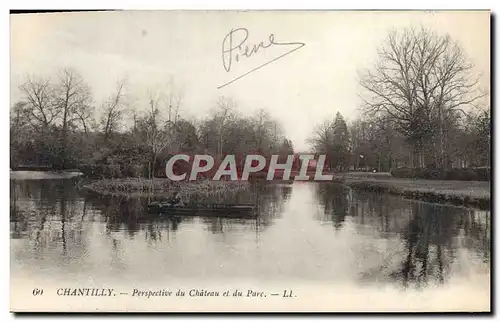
[
  {"left": 342, "top": 173, "right": 490, "bottom": 210},
  {"left": 10, "top": 170, "right": 83, "bottom": 180}
]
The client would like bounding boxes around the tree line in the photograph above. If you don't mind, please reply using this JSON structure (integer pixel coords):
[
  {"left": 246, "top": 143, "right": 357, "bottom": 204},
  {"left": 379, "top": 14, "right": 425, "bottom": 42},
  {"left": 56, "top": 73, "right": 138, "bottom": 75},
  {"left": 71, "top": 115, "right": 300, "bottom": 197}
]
[
  {"left": 10, "top": 70, "right": 294, "bottom": 178},
  {"left": 11, "top": 26, "right": 490, "bottom": 177},
  {"left": 309, "top": 27, "right": 490, "bottom": 172}
]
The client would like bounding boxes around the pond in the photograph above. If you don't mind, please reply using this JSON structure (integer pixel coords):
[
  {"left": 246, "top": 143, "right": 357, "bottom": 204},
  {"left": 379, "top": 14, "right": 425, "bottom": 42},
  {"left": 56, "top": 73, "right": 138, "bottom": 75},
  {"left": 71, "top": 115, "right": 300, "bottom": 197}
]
[{"left": 10, "top": 178, "right": 490, "bottom": 311}]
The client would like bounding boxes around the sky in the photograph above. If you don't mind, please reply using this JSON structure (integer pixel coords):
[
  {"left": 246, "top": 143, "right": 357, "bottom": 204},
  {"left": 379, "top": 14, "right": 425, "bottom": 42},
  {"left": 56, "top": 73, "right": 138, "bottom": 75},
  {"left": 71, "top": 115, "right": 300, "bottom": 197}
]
[{"left": 10, "top": 11, "right": 490, "bottom": 151}]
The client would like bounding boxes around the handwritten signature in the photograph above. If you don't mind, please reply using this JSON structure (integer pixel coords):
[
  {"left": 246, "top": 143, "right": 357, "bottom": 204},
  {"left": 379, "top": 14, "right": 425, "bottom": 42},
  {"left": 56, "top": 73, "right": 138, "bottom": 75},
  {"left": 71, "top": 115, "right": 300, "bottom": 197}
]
[{"left": 218, "top": 28, "right": 305, "bottom": 89}]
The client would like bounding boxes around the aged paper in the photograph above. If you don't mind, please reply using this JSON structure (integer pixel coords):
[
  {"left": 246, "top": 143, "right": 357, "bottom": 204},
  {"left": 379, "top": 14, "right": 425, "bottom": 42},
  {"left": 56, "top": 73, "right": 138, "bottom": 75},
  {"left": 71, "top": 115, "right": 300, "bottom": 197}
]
[{"left": 10, "top": 10, "right": 490, "bottom": 312}]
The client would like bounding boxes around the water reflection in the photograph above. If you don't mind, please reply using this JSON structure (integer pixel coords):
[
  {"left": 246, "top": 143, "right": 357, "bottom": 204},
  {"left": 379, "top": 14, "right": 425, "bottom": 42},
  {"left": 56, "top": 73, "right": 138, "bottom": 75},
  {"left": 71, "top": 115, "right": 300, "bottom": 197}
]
[
  {"left": 10, "top": 179, "right": 490, "bottom": 289},
  {"left": 315, "top": 184, "right": 490, "bottom": 287},
  {"left": 316, "top": 183, "right": 351, "bottom": 229}
]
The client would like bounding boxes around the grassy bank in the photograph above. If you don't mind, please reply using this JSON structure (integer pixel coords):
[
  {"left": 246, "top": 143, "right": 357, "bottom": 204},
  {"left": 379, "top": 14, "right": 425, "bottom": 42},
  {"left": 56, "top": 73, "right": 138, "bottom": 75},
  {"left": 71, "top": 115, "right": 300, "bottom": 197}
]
[
  {"left": 10, "top": 170, "right": 83, "bottom": 180},
  {"left": 391, "top": 167, "right": 490, "bottom": 181},
  {"left": 343, "top": 174, "right": 490, "bottom": 210}
]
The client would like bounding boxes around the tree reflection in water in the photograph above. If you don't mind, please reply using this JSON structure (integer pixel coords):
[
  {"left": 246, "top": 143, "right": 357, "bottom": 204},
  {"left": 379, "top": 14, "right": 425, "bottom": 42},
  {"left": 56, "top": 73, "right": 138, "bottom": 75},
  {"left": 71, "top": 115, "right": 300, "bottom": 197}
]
[
  {"left": 315, "top": 183, "right": 351, "bottom": 229},
  {"left": 198, "top": 182, "right": 291, "bottom": 241},
  {"left": 10, "top": 179, "right": 87, "bottom": 262},
  {"left": 336, "top": 188, "right": 491, "bottom": 288}
]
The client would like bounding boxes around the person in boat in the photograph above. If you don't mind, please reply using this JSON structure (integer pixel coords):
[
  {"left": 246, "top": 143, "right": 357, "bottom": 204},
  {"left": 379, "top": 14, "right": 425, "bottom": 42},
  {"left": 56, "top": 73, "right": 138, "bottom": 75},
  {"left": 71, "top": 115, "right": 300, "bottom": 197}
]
[{"left": 167, "top": 191, "right": 184, "bottom": 207}]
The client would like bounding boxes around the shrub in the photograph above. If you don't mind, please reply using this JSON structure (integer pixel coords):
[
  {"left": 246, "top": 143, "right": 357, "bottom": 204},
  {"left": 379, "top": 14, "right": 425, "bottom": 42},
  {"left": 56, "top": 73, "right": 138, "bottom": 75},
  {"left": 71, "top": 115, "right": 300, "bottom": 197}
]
[
  {"left": 109, "top": 164, "right": 122, "bottom": 178},
  {"left": 121, "top": 164, "right": 147, "bottom": 177},
  {"left": 390, "top": 168, "right": 414, "bottom": 178},
  {"left": 78, "top": 163, "right": 103, "bottom": 178},
  {"left": 474, "top": 167, "right": 491, "bottom": 181}
]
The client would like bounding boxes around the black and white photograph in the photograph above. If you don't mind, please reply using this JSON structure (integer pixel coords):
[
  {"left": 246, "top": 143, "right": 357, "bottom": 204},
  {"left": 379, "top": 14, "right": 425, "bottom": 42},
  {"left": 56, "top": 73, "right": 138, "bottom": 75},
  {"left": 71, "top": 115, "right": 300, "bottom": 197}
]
[{"left": 9, "top": 10, "right": 491, "bottom": 312}]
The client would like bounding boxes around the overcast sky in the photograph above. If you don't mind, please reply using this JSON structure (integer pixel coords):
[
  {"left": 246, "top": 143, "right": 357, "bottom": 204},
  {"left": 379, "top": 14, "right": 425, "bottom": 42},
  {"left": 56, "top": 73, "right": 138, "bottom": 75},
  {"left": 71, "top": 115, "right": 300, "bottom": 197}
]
[{"left": 10, "top": 11, "right": 490, "bottom": 151}]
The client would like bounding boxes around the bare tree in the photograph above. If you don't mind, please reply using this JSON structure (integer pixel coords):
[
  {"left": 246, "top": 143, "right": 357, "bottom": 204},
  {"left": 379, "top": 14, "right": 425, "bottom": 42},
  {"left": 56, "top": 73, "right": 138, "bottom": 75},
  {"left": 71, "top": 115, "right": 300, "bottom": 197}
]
[
  {"left": 132, "top": 79, "right": 187, "bottom": 178},
  {"left": 165, "top": 78, "right": 184, "bottom": 126},
  {"left": 10, "top": 101, "right": 30, "bottom": 161},
  {"left": 308, "top": 119, "right": 334, "bottom": 154},
  {"left": 10, "top": 101, "right": 28, "bottom": 134},
  {"left": 163, "top": 79, "right": 184, "bottom": 158},
  {"left": 74, "top": 102, "right": 94, "bottom": 136},
  {"left": 53, "top": 68, "right": 93, "bottom": 167},
  {"left": 359, "top": 27, "right": 486, "bottom": 168},
  {"left": 101, "top": 77, "right": 127, "bottom": 141},
  {"left": 19, "top": 76, "right": 59, "bottom": 132},
  {"left": 252, "top": 109, "right": 275, "bottom": 152},
  {"left": 142, "top": 95, "right": 172, "bottom": 178},
  {"left": 214, "top": 97, "right": 236, "bottom": 158}
]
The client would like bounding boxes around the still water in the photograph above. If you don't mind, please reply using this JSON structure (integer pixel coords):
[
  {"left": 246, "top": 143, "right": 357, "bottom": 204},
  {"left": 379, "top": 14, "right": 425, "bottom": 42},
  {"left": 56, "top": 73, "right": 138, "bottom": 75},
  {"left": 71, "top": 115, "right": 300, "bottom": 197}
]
[{"left": 10, "top": 178, "right": 491, "bottom": 311}]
